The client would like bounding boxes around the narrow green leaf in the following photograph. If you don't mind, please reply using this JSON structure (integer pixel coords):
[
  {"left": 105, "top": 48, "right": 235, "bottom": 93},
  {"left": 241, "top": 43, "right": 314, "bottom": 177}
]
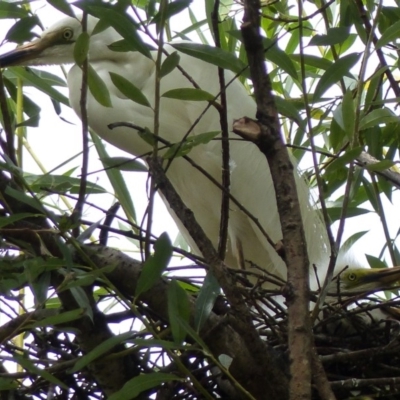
[
  {"left": 366, "top": 254, "right": 388, "bottom": 269},
  {"left": 46, "top": 0, "right": 75, "bottom": 17},
  {"left": 87, "top": 64, "right": 112, "bottom": 107},
  {"left": 82, "top": 5, "right": 152, "bottom": 59},
  {"left": 101, "top": 156, "right": 148, "bottom": 172},
  {"left": 5, "top": 186, "right": 44, "bottom": 213},
  {"left": 69, "top": 286, "right": 93, "bottom": 322},
  {"left": 0, "top": 378, "right": 18, "bottom": 390},
  {"left": 359, "top": 108, "right": 400, "bottom": 130},
  {"left": 73, "top": 32, "right": 90, "bottom": 66},
  {"left": 341, "top": 90, "right": 355, "bottom": 139},
  {"left": 376, "top": 20, "right": 400, "bottom": 49},
  {"left": 290, "top": 54, "right": 333, "bottom": 71},
  {"left": 313, "top": 53, "right": 360, "bottom": 101},
  {"left": 163, "top": 131, "right": 219, "bottom": 159},
  {"left": 10, "top": 67, "right": 69, "bottom": 105},
  {"left": 309, "top": 27, "right": 350, "bottom": 46},
  {"left": 135, "top": 233, "right": 172, "bottom": 297},
  {"left": 339, "top": 231, "right": 368, "bottom": 254},
  {"left": 108, "top": 373, "right": 181, "bottom": 400},
  {"left": 195, "top": 272, "right": 220, "bottom": 331},
  {"left": 70, "top": 332, "right": 135, "bottom": 373},
  {"left": 326, "top": 146, "right": 363, "bottom": 172},
  {"left": 172, "top": 42, "right": 247, "bottom": 74},
  {"left": 14, "top": 354, "right": 68, "bottom": 389},
  {"left": 5, "top": 16, "right": 39, "bottom": 44},
  {"left": 0, "top": 213, "right": 42, "bottom": 228},
  {"left": 162, "top": 88, "right": 214, "bottom": 101},
  {"left": 24, "top": 173, "right": 106, "bottom": 195},
  {"left": 365, "top": 159, "right": 395, "bottom": 172},
  {"left": 152, "top": 0, "right": 192, "bottom": 24},
  {"left": 263, "top": 38, "right": 298, "bottom": 80},
  {"left": 160, "top": 52, "right": 180, "bottom": 78},
  {"left": 168, "top": 280, "right": 191, "bottom": 344},
  {"left": 0, "top": 3, "right": 29, "bottom": 18},
  {"left": 91, "top": 133, "right": 137, "bottom": 222},
  {"left": 31, "top": 309, "right": 85, "bottom": 328},
  {"left": 327, "top": 207, "right": 370, "bottom": 222},
  {"left": 109, "top": 72, "right": 151, "bottom": 107}
]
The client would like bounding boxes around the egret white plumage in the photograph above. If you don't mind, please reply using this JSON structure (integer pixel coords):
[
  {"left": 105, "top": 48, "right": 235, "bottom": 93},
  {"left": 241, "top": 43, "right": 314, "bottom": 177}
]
[{"left": 0, "top": 13, "right": 330, "bottom": 286}]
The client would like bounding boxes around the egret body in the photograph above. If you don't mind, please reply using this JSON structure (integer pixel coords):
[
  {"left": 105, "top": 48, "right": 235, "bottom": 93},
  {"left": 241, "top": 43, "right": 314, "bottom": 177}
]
[{"left": 0, "top": 14, "right": 330, "bottom": 285}]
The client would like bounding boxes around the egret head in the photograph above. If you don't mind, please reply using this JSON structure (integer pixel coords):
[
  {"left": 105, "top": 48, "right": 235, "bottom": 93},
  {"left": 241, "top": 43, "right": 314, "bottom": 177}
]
[
  {"left": 0, "top": 15, "right": 119, "bottom": 68},
  {"left": 328, "top": 266, "right": 400, "bottom": 296}
]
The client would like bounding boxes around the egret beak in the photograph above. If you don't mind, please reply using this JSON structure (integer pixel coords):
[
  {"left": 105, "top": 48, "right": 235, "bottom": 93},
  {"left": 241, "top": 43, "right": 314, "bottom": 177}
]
[
  {"left": 0, "top": 31, "right": 71, "bottom": 68},
  {"left": 358, "top": 265, "right": 400, "bottom": 287},
  {"left": 0, "top": 39, "right": 44, "bottom": 67}
]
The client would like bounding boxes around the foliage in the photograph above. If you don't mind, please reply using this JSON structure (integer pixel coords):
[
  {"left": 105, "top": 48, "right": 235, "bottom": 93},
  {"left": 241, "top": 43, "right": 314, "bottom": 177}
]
[{"left": 0, "top": 0, "right": 400, "bottom": 399}]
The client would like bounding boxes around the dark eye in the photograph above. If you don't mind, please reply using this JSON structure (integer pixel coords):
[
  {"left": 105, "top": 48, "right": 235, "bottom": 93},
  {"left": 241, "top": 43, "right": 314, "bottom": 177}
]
[
  {"left": 63, "top": 28, "right": 74, "bottom": 41},
  {"left": 347, "top": 273, "right": 356, "bottom": 281}
]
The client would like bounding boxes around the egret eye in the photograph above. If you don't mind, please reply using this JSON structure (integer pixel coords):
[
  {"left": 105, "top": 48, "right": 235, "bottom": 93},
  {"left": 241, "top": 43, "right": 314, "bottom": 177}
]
[
  {"left": 62, "top": 28, "right": 74, "bottom": 41},
  {"left": 347, "top": 273, "right": 357, "bottom": 281}
]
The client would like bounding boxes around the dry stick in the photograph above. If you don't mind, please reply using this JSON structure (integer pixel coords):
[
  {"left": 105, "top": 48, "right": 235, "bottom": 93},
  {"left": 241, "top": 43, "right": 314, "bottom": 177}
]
[
  {"left": 73, "top": 12, "right": 89, "bottom": 238},
  {"left": 354, "top": 0, "right": 400, "bottom": 98},
  {"left": 211, "top": 1, "right": 230, "bottom": 261},
  {"left": 147, "top": 157, "right": 289, "bottom": 400},
  {"left": 240, "top": 1, "right": 313, "bottom": 399}
]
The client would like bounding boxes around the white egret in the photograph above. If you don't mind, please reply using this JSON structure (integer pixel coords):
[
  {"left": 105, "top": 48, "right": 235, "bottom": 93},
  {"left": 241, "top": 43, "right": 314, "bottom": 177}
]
[{"left": 0, "top": 13, "right": 330, "bottom": 286}]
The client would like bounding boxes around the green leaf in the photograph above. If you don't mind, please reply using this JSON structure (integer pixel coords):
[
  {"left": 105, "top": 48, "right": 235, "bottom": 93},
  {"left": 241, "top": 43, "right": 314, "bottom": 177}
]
[
  {"left": 0, "top": 3, "right": 29, "bottom": 18},
  {"left": 70, "top": 332, "right": 135, "bottom": 373},
  {"left": 152, "top": 0, "right": 192, "bottom": 24},
  {"left": 160, "top": 52, "right": 180, "bottom": 78},
  {"left": 46, "top": 0, "right": 75, "bottom": 17},
  {"left": 14, "top": 354, "right": 68, "bottom": 389},
  {"left": 326, "top": 146, "right": 363, "bottom": 173},
  {"left": 309, "top": 27, "right": 350, "bottom": 46},
  {"left": 5, "top": 16, "right": 39, "bottom": 44},
  {"left": 168, "top": 280, "right": 191, "bottom": 344},
  {"left": 365, "top": 159, "right": 395, "bottom": 172},
  {"left": 24, "top": 173, "right": 106, "bottom": 195},
  {"left": 73, "top": 32, "right": 90, "bottom": 66},
  {"left": 109, "top": 72, "right": 151, "bottom": 107},
  {"left": 81, "top": 5, "right": 152, "bottom": 59},
  {"left": 108, "top": 372, "right": 181, "bottom": 400},
  {"left": 0, "top": 213, "right": 42, "bottom": 228},
  {"left": 172, "top": 42, "right": 247, "bottom": 74},
  {"left": 290, "top": 54, "right": 332, "bottom": 71},
  {"left": 135, "top": 233, "right": 172, "bottom": 297},
  {"left": 31, "top": 309, "right": 85, "bottom": 328},
  {"left": 313, "top": 53, "right": 360, "bottom": 101},
  {"left": 5, "top": 186, "right": 45, "bottom": 213},
  {"left": 376, "top": 20, "right": 400, "bottom": 49},
  {"left": 91, "top": 133, "right": 137, "bottom": 223},
  {"left": 101, "top": 156, "right": 148, "bottom": 172},
  {"left": 327, "top": 207, "right": 370, "bottom": 222},
  {"left": 163, "top": 131, "right": 219, "bottom": 159},
  {"left": 162, "top": 88, "right": 215, "bottom": 101},
  {"left": 87, "top": 64, "right": 112, "bottom": 107},
  {"left": 195, "top": 272, "right": 220, "bottom": 331},
  {"left": 339, "top": 231, "right": 368, "bottom": 254},
  {"left": 69, "top": 286, "right": 93, "bottom": 322},
  {"left": 366, "top": 254, "right": 388, "bottom": 269},
  {"left": 263, "top": 38, "right": 298, "bottom": 80},
  {"left": 10, "top": 67, "right": 69, "bottom": 105},
  {"left": 359, "top": 108, "right": 400, "bottom": 130},
  {"left": 341, "top": 90, "right": 355, "bottom": 139}
]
